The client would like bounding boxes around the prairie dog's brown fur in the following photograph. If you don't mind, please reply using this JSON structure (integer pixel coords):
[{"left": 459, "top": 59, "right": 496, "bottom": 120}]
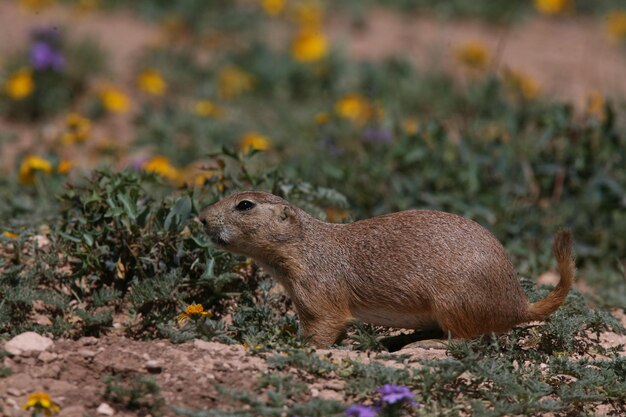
[{"left": 199, "top": 191, "right": 575, "bottom": 347}]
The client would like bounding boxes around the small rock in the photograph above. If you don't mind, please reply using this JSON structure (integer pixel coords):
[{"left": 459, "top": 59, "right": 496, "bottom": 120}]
[
  {"left": 4, "top": 397, "right": 19, "bottom": 412},
  {"left": 38, "top": 351, "right": 58, "bottom": 363},
  {"left": 323, "top": 380, "right": 345, "bottom": 390},
  {"left": 78, "top": 349, "right": 97, "bottom": 359},
  {"left": 33, "top": 314, "right": 53, "bottom": 326},
  {"left": 97, "top": 402, "right": 115, "bottom": 416},
  {"left": 145, "top": 360, "right": 162, "bottom": 374},
  {"left": 7, "top": 387, "right": 21, "bottom": 396},
  {"left": 79, "top": 336, "right": 98, "bottom": 346},
  {"left": 310, "top": 388, "right": 320, "bottom": 397},
  {"left": 4, "top": 332, "right": 54, "bottom": 356},
  {"left": 318, "top": 389, "right": 343, "bottom": 401}
]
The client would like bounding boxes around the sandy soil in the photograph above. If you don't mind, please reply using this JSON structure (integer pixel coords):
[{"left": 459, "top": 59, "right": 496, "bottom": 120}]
[
  {"left": 0, "top": 335, "right": 447, "bottom": 416},
  {"left": 328, "top": 9, "right": 626, "bottom": 107}
]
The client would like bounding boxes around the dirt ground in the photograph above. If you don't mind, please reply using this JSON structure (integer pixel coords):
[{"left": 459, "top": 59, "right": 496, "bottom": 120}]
[
  {"left": 1, "top": 313, "right": 625, "bottom": 416},
  {"left": 0, "top": 335, "right": 448, "bottom": 416},
  {"left": 327, "top": 9, "right": 626, "bottom": 106}
]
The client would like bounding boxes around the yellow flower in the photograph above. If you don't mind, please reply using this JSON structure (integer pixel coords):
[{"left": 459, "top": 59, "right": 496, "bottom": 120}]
[
  {"left": 242, "top": 341, "right": 262, "bottom": 350},
  {"left": 4, "top": 68, "right": 34, "bottom": 100},
  {"left": 179, "top": 164, "right": 223, "bottom": 188},
  {"left": 335, "top": 94, "right": 375, "bottom": 124},
  {"left": 2, "top": 231, "right": 19, "bottom": 239},
  {"left": 190, "top": 170, "right": 219, "bottom": 187},
  {"left": 61, "top": 113, "right": 91, "bottom": 145},
  {"left": 177, "top": 303, "right": 212, "bottom": 325},
  {"left": 403, "top": 118, "right": 419, "bottom": 135},
  {"left": 314, "top": 111, "right": 331, "bottom": 125},
  {"left": 533, "top": 0, "right": 570, "bottom": 15},
  {"left": 586, "top": 91, "right": 606, "bottom": 121},
  {"left": 456, "top": 40, "right": 490, "bottom": 71},
  {"left": 137, "top": 69, "right": 167, "bottom": 96},
  {"left": 22, "top": 391, "right": 60, "bottom": 415},
  {"left": 607, "top": 10, "right": 626, "bottom": 41},
  {"left": 143, "top": 156, "right": 179, "bottom": 181},
  {"left": 58, "top": 160, "right": 74, "bottom": 174},
  {"left": 261, "top": 0, "right": 286, "bottom": 16},
  {"left": 503, "top": 69, "right": 541, "bottom": 100},
  {"left": 19, "top": 0, "right": 55, "bottom": 12},
  {"left": 291, "top": 29, "right": 328, "bottom": 63},
  {"left": 99, "top": 86, "right": 130, "bottom": 113},
  {"left": 217, "top": 66, "right": 254, "bottom": 100},
  {"left": 240, "top": 132, "right": 271, "bottom": 152},
  {"left": 193, "top": 100, "right": 222, "bottom": 118},
  {"left": 18, "top": 155, "right": 53, "bottom": 185},
  {"left": 292, "top": 1, "right": 323, "bottom": 29}
]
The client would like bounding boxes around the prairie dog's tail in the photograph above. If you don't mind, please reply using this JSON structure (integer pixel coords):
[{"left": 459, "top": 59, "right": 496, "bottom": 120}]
[{"left": 526, "top": 230, "right": 575, "bottom": 321}]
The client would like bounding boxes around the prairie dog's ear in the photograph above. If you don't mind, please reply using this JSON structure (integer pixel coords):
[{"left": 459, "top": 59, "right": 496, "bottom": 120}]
[{"left": 280, "top": 205, "right": 295, "bottom": 221}]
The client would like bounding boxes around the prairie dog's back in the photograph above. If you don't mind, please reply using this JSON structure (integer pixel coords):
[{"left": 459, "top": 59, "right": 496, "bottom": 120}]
[{"left": 334, "top": 210, "right": 529, "bottom": 336}]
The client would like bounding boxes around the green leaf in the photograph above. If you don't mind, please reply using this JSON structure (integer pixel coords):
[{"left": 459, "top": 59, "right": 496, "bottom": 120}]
[
  {"left": 82, "top": 232, "right": 94, "bottom": 247},
  {"left": 118, "top": 193, "right": 138, "bottom": 221},
  {"left": 58, "top": 231, "right": 81, "bottom": 243},
  {"left": 164, "top": 196, "right": 192, "bottom": 232}
]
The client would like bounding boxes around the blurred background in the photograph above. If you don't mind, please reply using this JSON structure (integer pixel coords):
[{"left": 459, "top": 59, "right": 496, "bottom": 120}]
[{"left": 1, "top": 0, "right": 625, "bottom": 306}]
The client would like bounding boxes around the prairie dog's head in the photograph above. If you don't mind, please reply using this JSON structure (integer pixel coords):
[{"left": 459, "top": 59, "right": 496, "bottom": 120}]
[{"left": 199, "top": 191, "right": 300, "bottom": 257}]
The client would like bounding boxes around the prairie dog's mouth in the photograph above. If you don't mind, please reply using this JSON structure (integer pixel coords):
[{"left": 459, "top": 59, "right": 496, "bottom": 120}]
[
  {"left": 210, "top": 234, "right": 228, "bottom": 246},
  {"left": 204, "top": 228, "right": 228, "bottom": 246}
]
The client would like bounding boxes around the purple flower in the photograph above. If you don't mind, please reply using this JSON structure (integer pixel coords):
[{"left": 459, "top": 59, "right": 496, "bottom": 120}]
[
  {"left": 30, "top": 41, "right": 65, "bottom": 71},
  {"left": 130, "top": 156, "right": 150, "bottom": 171},
  {"left": 345, "top": 405, "right": 378, "bottom": 417},
  {"left": 376, "top": 384, "right": 416, "bottom": 405},
  {"left": 362, "top": 128, "right": 394, "bottom": 144}
]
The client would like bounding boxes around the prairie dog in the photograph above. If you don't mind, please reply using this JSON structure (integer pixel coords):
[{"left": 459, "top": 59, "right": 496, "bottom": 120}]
[{"left": 199, "top": 191, "right": 575, "bottom": 347}]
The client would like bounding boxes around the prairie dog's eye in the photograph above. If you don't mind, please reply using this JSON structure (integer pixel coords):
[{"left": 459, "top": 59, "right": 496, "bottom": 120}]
[{"left": 235, "top": 200, "right": 255, "bottom": 211}]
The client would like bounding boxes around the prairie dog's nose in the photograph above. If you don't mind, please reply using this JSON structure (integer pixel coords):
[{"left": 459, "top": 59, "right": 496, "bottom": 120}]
[{"left": 198, "top": 208, "right": 217, "bottom": 228}]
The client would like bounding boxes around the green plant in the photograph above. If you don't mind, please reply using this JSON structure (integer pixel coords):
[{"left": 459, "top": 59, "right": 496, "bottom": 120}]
[{"left": 104, "top": 375, "right": 165, "bottom": 416}]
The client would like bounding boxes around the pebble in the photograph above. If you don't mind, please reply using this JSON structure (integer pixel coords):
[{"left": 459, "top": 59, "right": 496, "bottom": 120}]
[
  {"left": 38, "top": 351, "right": 58, "bottom": 363},
  {"left": 324, "top": 380, "right": 345, "bottom": 390},
  {"left": 4, "top": 332, "right": 54, "bottom": 356},
  {"left": 78, "top": 349, "right": 97, "bottom": 359},
  {"left": 97, "top": 402, "right": 115, "bottom": 416},
  {"left": 145, "top": 360, "right": 162, "bottom": 373},
  {"left": 79, "top": 336, "right": 98, "bottom": 346}
]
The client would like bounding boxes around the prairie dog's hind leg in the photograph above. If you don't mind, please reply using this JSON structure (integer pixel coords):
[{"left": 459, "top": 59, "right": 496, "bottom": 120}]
[{"left": 301, "top": 315, "right": 351, "bottom": 348}]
